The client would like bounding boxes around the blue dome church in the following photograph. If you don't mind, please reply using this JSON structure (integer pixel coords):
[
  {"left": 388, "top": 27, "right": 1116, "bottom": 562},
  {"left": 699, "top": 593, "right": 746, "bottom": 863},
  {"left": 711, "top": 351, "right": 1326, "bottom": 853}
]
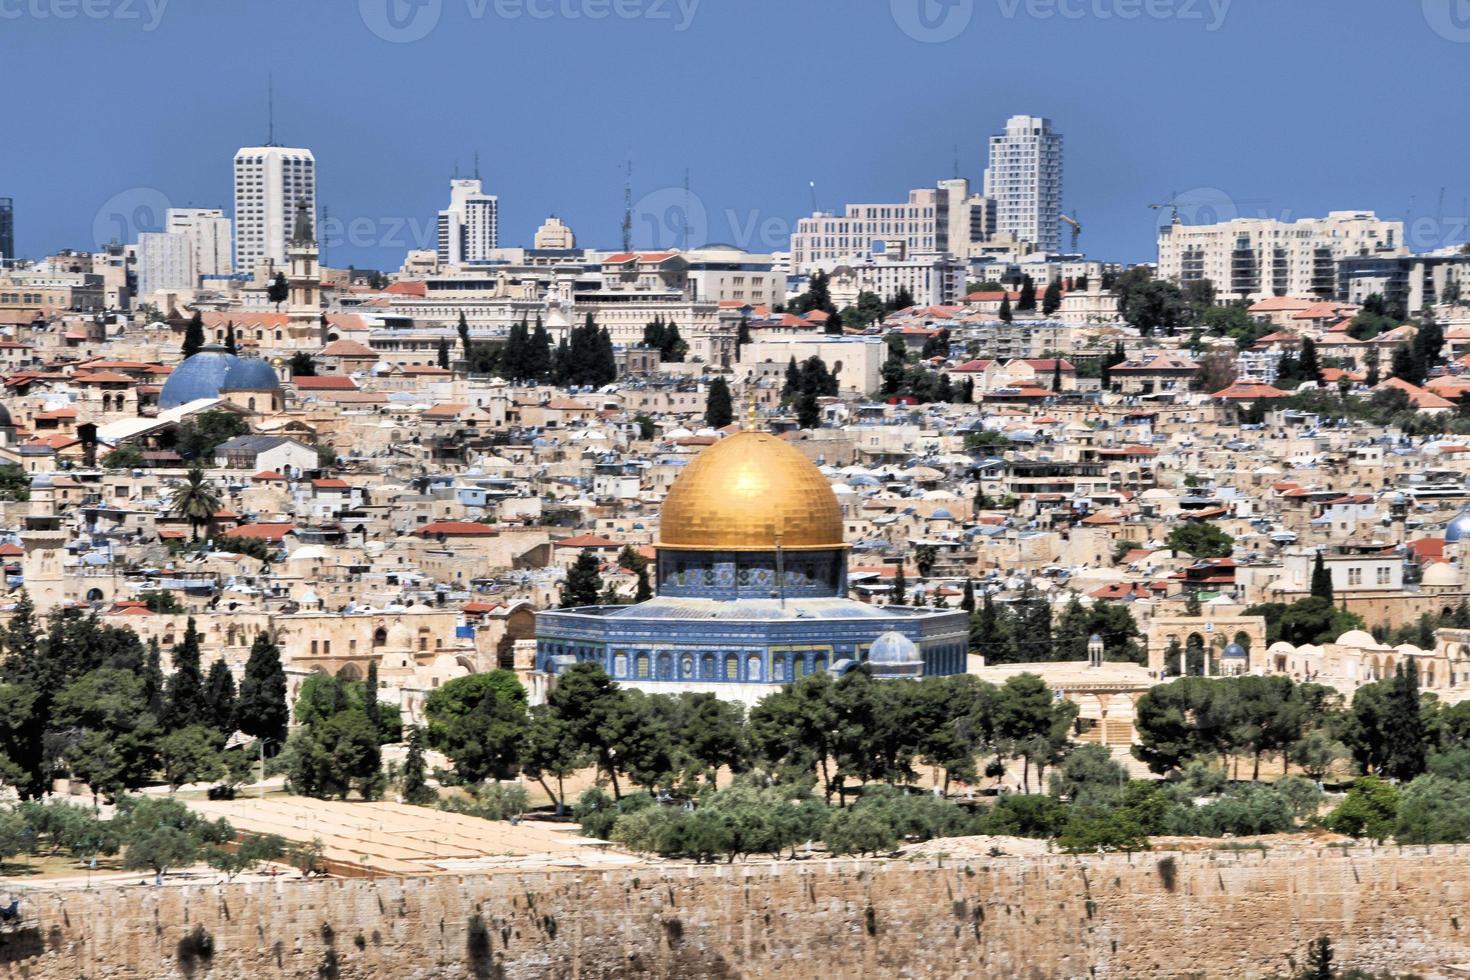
[{"left": 535, "top": 430, "right": 969, "bottom": 701}]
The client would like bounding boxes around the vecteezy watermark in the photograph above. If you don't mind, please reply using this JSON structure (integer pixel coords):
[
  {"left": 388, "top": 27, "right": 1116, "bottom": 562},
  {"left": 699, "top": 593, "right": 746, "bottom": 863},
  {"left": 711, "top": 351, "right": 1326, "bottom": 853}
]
[
  {"left": 93, "top": 187, "right": 171, "bottom": 250},
  {"left": 317, "top": 214, "right": 440, "bottom": 253},
  {"left": 0, "top": 0, "right": 169, "bottom": 31},
  {"left": 993, "top": 0, "right": 1231, "bottom": 31},
  {"left": 631, "top": 187, "right": 796, "bottom": 254},
  {"left": 890, "top": 0, "right": 974, "bottom": 42},
  {"left": 359, "top": 0, "right": 698, "bottom": 43},
  {"left": 1422, "top": 0, "right": 1470, "bottom": 42}
]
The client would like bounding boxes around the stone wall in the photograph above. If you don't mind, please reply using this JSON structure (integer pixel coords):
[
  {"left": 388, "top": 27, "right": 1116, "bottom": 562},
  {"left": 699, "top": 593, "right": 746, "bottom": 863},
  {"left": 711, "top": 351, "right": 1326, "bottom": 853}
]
[{"left": 3, "top": 845, "right": 1470, "bottom": 978}]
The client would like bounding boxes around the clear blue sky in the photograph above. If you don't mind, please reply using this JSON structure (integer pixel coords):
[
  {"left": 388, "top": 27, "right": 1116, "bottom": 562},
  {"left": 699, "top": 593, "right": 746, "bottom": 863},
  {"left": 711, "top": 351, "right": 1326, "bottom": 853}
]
[{"left": 2, "top": 0, "right": 1467, "bottom": 269}]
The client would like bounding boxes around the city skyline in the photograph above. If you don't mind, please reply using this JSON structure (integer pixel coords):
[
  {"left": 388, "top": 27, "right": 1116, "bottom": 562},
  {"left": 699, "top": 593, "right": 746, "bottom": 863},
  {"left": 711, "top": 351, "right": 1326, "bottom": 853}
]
[{"left": 3, "top": 1, "right": 1469, "bottom": 269}]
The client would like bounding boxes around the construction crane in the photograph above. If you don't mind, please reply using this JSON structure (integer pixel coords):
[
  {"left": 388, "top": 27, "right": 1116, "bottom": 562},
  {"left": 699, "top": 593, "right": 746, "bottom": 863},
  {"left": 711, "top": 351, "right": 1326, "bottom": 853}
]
[
  {"left": 1060, "top": 212, "right": 1081, "bottom": 252},
  {"left": 1149, "top": 193, "right": 1183, "bottom": 223}
]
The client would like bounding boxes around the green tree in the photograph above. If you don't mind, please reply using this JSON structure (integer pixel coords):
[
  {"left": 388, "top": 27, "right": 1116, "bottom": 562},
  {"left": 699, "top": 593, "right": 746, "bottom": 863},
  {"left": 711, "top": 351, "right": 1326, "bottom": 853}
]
[
  {"left": 163, "top": 619, "right": 207, "bottom": 732},
  {"left": 236, "top": 633, "right": 288, "bottom": 750},
  {"left": 400, "top": 724, "right": 437, "bottom": 805},
  {"left": 117, "top": 796, "right": 232, "bottom": 885},
  {"left": 1165, "top": 522, "right": 1234, "bottom": 559},
  {"left": 457, "top": 311, "right": 471, "bottom": 355},
  {"left": 1310, "top": 551, "right": 1334, "bottom": 602},
  {"left": 522, "top": 703, "right": 589, "bottom": 815},
  {"left": 52, "top": 667, "right": 159, "bottom": 805},
  {"left": 561, "top": 551, "right": 604, "bottom": 608},
  {"left": 1042, "top": 279, "right": 1062, "bottom": 316},
  {"left": 705, "top": 376, "right": 733, "bottom": 429},
  {"left": 1016, "top": 276, "right": 1037, "bottom": 312},
  {"left": 182, "top": 312, "right": 206, "bottom": 358},
  {"left": 998, "top": 294, "right": 1013, "bottom": 323},
  {"left": 101, "top": 444, "right": 144, "bottom": 470},
  {"left": 267, "top": 272, "right": 290, "bottom": 310},
  {"left": 167, "top": 468, "right": 222, "bottom": 540},
  {"left": 157, "top": 725, "right": 225, "bottom": 792},
  {"left": 1325, "top": 775, "right": 1400, "bottom": 841},
  {"left": 423, "top": 671, "right": 529, "bottom": 783},
  {"left": 436, "top": 337, "right": 450, "bottom": 370},
  {"left": 203, "top": 658, "right": 236, "bottom": 735}
]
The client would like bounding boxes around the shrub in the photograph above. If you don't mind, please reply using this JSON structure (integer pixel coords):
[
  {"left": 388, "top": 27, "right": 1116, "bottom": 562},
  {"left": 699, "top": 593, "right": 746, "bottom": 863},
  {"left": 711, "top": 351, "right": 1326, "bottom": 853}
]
[{"left": 1324, "top": 776, "right": 1400, "bottom": 842}]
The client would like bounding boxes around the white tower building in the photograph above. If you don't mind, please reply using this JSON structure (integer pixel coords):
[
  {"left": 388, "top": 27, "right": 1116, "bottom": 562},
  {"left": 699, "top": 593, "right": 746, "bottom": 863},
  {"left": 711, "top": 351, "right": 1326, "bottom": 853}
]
[
  {"left": 233, "top": 146, "right": 316, "bottom": 274},
  {"left": 166, "top": 208, "right": 234, "bottom": 279},
  {"left": 437, "top": 178, "right": 499, "bottom": 267},
  {"left": 983, "top": 115, "right": 1063, "bottom": 254}
]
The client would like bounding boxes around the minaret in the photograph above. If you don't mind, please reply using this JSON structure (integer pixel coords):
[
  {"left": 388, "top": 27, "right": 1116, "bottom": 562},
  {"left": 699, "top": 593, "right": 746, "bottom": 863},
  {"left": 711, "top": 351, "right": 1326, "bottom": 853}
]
[
  {"left": 286, "top": 198, "right": 320, "bottom": 341},
  {"left": 21, "top": 474, "right": 67, "bottom": 612}
]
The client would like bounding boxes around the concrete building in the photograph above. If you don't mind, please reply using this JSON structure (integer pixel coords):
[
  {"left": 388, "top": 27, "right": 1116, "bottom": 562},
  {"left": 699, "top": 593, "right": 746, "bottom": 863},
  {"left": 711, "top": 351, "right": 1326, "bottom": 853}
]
[
  {"left": 233, "top": 145, "right": 316, "bottom": 273},
  {"left": 1338, "top": 249, "right": 1470, "bottom": 312},
  {"left": 1157, "top": 211, "right": 1406, "bottom": 302},
  {"left": 437, "top": 178, "right": 499, "bottom": 268},
  {"left": 135, "top": 232, "right": 194, "bottom": 299},
  {"left": 829, "top": 247, "right": 966, "bottom": 306},
  {"left": 682, "top": 246, "right": 785, "bottom": 307},
  {"left": 984, "top": 115, "right": 1063, "bottom": 253},
  {"left": 0, "top": 197, "right": 12, "bottom": 263},
  {"left": 166, "top": 208, "right": 233, "bottom": 279},
  {"left": 790, "top": 179, "right": 994, "bottom": 274},
  {"left": 533, "top": 215, "right": 576, "bottom": 250}
]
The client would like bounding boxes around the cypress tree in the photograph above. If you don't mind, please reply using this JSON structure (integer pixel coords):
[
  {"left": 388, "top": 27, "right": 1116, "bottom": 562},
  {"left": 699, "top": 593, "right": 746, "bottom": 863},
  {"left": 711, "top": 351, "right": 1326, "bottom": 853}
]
[
  {"left": 705, "top": 377, "right": 733, "bottom": 429},
  {"left": 998, "top": 295, "right": 1013, "bottom": 323},
  {"left": 528, "top": 317, "right": 552, "bottom": 380},
  {"left": 436, "top": 337, "right": 450, "bottom": 370},
  {"left": 561, "top": 552, "right": 604, "bottom": 608},
  {"left": 960, "top": 579, "right": 976, "bottom": 613},
  {"left": 164, "top": 618, "right": 207, "bottom": 731},
  {"left": 1384, "top": 660, "right": 1427, "bottom": 782},
  {"left": 236, "top": 632, "right": 288, "bottom": 749},
  {"left": 1310, "top": 551, "right": 1334, "bottom": 603},
  {"left": 457, "top": 311, "right": 471, "bottom": 355},
  {"left": 1016, "top": 276, "right": 1037, "bottom": 311},
  {"left": 182, "top": 312, "right": 206, "bottom": 359},
  {"left": 892, "top": 565, "right": 907, "bottom": 606},
  {"left": 1042, "top": 279, "right": 1062, "bottom": 315},
  {"left": 204, "top": 658, "right": 237, "bottom": 735},
  {"left": 223, "top": 320, "right": 238, "bottom": 355},
  {"left": 402, "top": 725, "right": 435, "bottom": 804},
  {"left": 142, "top": 636, "right": 165, "bottom": 717},
  {"left": 364, "top": 660, "right": 379, "bottom": 741}
]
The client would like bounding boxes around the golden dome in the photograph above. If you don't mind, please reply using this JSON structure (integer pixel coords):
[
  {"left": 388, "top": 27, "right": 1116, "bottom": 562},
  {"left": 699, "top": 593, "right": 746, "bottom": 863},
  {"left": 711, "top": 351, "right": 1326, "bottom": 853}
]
[{"left": 658, "top": 431, "right": 846, "bottom": 552}]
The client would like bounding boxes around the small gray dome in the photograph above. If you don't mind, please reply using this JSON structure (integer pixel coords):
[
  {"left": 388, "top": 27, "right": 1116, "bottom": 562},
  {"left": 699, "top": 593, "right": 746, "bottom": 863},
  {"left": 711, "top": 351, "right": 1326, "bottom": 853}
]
[
  {"left": 159, "top": 345, "right": 240, "bottom": 409},
  {"left": 1448, "top": 505, "right": 1470, "bottom": 543},
  {"left": 220, "top": 358, "right": 282, "bottom": 392},
  {"left": 1223, "top": 642, "right": 1248, "bottom": 659},
  {"left": 867, "top": 631, "right": 924, "bottom": 679}
]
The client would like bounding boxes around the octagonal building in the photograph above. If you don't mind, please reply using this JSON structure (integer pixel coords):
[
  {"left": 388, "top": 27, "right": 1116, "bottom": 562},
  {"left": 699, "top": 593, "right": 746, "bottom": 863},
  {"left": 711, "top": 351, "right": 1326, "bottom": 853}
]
[{"left": 534, "top": 430, "right": 969, "bottom": 702}]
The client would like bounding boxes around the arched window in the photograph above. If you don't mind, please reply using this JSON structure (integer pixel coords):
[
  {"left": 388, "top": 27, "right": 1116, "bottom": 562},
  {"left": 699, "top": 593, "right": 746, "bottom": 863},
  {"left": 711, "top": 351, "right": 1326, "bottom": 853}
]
[
  {"left": 248, "top": 397, "right": 256, "bottom": 411},
  {"left": 635, "top": 653, "right": 650, "bottom": 679},
  {"left": 417, "top": 628, "right": 430, "bottom": 652},
  {"left": 373, "top": 627, "right": 387, "bottom": 648},
  {"left": 746, "top": 655, "right": 762, "bottom": 682},
  {"left": 722, "top": 654, "right": 738, "bottom": 681}
]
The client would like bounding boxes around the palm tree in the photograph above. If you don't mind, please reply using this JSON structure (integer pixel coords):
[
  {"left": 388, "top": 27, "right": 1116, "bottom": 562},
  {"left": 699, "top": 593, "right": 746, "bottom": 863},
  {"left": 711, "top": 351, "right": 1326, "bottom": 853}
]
[{"left": 168, "top": 467, "right": 222, "bottom": 541}]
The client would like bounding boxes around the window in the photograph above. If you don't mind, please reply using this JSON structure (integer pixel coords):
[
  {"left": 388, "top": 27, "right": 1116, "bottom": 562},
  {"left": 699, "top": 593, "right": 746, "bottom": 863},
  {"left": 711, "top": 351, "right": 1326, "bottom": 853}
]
[
  {"left": 636, "top": 653, "right": 650, "bottom": 679},
  {"left": 1377, "top": 567, "right": 1391, "bottom": 585},
  {"left": 1347, "top": 568, "right": 1362, "bottom": 586},
  {"left": 722, "top": 654, "right": 738, "bottom": 681},
  {"left": 373, "top": 627, "right": 387, "bottom": 647}
]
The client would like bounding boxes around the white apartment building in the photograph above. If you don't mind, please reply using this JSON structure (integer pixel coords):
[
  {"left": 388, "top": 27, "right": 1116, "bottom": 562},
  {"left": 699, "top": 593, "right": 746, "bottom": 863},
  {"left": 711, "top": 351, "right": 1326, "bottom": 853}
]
[
  {"left": 136, "top": 232, "right": 194, "bottom": 298},
  {"left": 165, "top": 208, "right": 233, "bottom": 279},
  {"left": 681, "top": 246, "right": 785, "bottom": 308},
  {"left": 437, "top": 178, "right": 499, "bottom": 267},
  {"left": 789, "top": 179, "right": 995, "bottom": 274},
  {"left": 984, "top": 115, "right": 1063, "bottom": 254},
  {"left": 987, "top": 115, "right": 1058, "bottom": 255},
  {"left": 1157, "top": 211, "right": 1406, "bottom": 302},
  {"left": 233, "top": 146, "right": 316, "bottom": 273},
  {"left": 829, "top": 249, "right": 966, "bottom": 307}
]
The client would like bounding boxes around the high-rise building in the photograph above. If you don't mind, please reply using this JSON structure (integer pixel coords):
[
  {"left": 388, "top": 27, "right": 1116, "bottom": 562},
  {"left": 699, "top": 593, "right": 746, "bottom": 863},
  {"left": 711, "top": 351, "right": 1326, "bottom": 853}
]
[
  {"left": 437, "top": 178, "right": 498, "bottom": 267},
  {"left": 0, "top": 198, "right": 13, "bottom": 263},
  {"left": 233, "top": 146, "right": 316, "bottom": 275},
  {"left": 166, "top": 208, "right": 233, "bottom": 280},
  {"left": 984, "top": 115, "right": 1063, "bottom": 253},
  {"left": 136, "top": 232, "right": 195, "bottom": 298}
]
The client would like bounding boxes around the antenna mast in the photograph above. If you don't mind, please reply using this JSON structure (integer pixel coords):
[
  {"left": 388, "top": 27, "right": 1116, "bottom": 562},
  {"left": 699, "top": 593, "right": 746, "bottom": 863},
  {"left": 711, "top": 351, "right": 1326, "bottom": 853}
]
[
  {"left": 682, "top": 168, "right": 691, "bottom": 248},
  {"left": 267, "top": 73, "right": 276, "bottom": 146},
  {"left": 621, "top": 157, "right": 633, "bottom": 252}
]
